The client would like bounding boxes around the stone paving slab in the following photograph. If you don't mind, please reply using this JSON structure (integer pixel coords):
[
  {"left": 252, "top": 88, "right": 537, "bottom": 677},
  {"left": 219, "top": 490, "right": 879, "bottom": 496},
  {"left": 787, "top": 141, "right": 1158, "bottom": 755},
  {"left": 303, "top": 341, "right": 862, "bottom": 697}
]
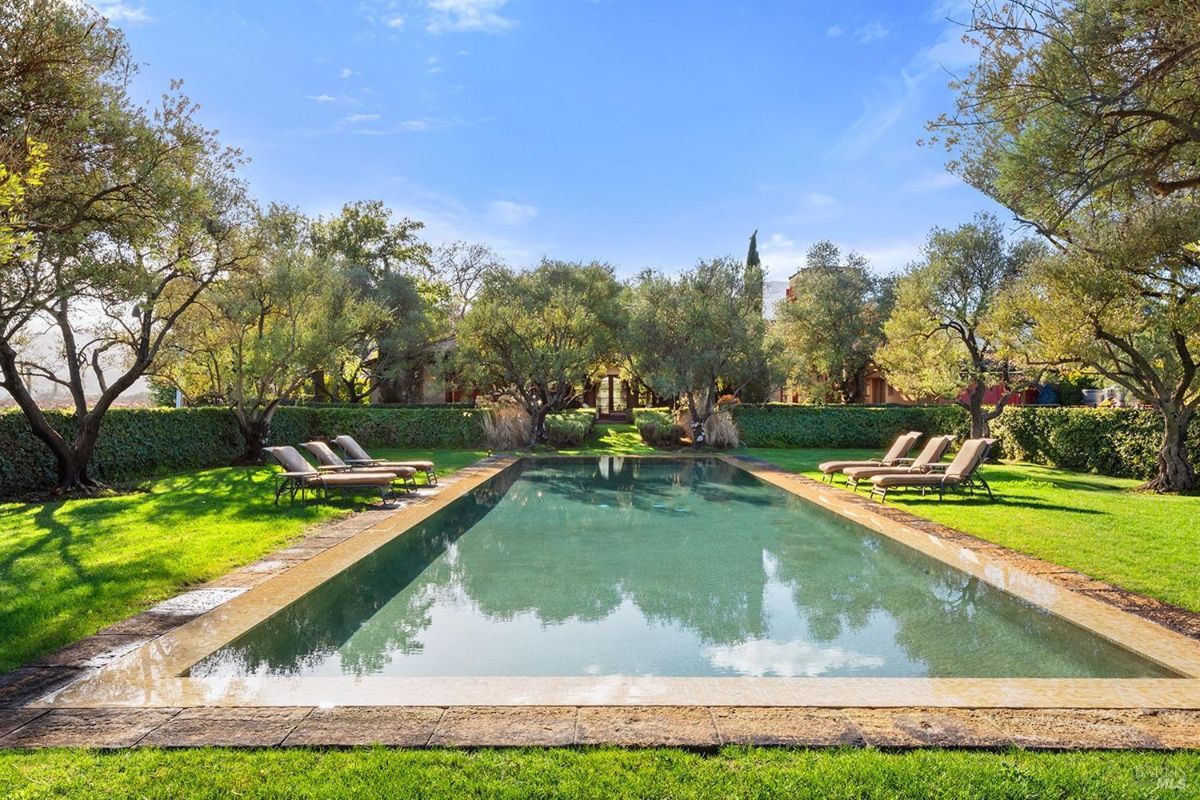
[
  {"left": 30, "top": 634, "right": 150, "bottom": 669},
  {"left": 713, "top": 707, "right": 863, "bottom": 746},
  {"left": 0, "top": 709, "right": 47, "bottom": 738},
  {"left": 140, "top": 707, "right": 313, "bottom": 748},
  {"left": 847, "top": 708, "right": 1005, "bottom": 748},
  {"left": 0, "top": 708, "right": 180, "bottom": 748},
  {"left": 284, "top": 707, "right": 444, "bottom": 746},
  {"left": 0, "top": 667, "right": 85, "bottom": 709},
  {"left": 575, "top": 706, "right": 720, "bottom": 748},
  {"left": 1129, "top": 709, "right": 1200, "bottom": 749},
  {"left": 984, "top": 709, "right": 1164, "bottom": 750},
  {"left": 428, "top": 706, "right": 576, "bottom": 747}
]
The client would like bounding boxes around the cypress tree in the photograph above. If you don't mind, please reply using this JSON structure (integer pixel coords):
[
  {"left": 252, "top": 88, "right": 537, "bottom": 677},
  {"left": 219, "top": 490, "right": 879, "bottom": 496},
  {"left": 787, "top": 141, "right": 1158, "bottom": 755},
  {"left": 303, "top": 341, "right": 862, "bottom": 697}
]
[{"left": 745, "top": 229, "right": 764, "bottom": 313}]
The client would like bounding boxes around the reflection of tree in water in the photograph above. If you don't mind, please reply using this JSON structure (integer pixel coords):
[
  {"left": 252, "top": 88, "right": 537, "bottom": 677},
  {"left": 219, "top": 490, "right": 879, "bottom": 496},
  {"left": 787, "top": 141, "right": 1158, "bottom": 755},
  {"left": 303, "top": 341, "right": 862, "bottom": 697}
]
[
  {"left": 453, "top": 458, "right": 772, "bottom": 645},
  {"left": 188, "top": 465, "right": 523, "bottom": 678},
  {"left": 765, "top": 506, "right": 1166, "bottom": 677}
]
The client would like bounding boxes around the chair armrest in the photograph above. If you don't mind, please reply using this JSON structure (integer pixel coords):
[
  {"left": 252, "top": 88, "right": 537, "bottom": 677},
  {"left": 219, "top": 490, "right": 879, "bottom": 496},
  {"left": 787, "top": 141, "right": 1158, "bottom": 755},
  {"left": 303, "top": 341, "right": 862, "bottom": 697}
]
[
  {"left": 278, "top": 471, "right": 315, "bottom": 478},
  {"left": 924, "top": 464, "right": 949, "bottom": 472},
  {"left": 895, "top": 457, "right": 916, "bottom": 465},
  {"left": 316, "top": 465, "right": 350, "bottom": 472},
  {"left": 344, "top": 458, "right": 380, "bottom": 466}
]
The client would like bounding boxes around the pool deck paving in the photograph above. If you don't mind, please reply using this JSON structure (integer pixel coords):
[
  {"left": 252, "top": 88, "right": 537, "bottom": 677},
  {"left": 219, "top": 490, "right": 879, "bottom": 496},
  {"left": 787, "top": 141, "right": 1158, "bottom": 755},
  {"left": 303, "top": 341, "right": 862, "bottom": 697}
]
[{"left": 2, "top": 454, "right": 1199, "bottom": 750}]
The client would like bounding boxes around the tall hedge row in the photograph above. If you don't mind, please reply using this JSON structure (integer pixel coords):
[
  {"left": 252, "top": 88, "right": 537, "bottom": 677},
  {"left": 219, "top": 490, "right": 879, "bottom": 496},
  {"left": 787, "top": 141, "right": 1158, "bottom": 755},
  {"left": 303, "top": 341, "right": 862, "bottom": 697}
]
[
  {"left": 0, "top": 406, "right": 485, "bottom": 496},
  {"left": 732, "top": 404, "right": 971, "bottom": 448},
  {"left": 990, "top": 406, "right": 1196, "bottom": 480}
]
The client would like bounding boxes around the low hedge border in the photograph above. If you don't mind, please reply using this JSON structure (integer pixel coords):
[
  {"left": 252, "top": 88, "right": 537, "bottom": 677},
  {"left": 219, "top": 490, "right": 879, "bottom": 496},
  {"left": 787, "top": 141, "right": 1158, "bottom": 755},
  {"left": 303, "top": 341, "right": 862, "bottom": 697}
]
[
  {"left": 732, "top": 404, "right": 971, "bottom": 449},
  {"left": 0, "top": 406, "right": 486, "bottom": 497},
  {"left": 990, "top": 406, "right": 1197, "bottom": 481},
  {"left": 633, "top": 408, "right": 685, "bottom": 448},
  {"left": 545, "top": 408, "right": 598, "bottom": 447}
]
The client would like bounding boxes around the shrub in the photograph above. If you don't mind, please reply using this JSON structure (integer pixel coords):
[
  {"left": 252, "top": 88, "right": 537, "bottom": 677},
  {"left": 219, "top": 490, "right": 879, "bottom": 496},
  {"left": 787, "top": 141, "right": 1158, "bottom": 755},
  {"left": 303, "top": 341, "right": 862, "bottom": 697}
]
[
  {"left": 732, "top": 404, "right": 970, "bottom": 448},
  {"left": 481, "top": 404, "right": 531, "bottom": 451},
  {"left": 634, "top": 408, "right": 685, "bottom": 447},
  {"left": 991, "top": 406, "right": 1197, "bottom": 480},
  {"left": 544, "top": 408, "right": 597, "bottom": 447},
  {"left": 0, "top": 405, "right": 487, "bottom": 497}
]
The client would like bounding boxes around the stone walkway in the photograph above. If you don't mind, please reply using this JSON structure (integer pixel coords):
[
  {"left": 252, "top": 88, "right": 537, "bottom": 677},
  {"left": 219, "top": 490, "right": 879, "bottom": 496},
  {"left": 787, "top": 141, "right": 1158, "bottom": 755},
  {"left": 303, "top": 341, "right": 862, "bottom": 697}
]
[
  {"left": 3, "top": 455, "right": 1200, "bottom": 749},
  {"left": 2, "top": 705, "right": 1199, "bottom": 749}
]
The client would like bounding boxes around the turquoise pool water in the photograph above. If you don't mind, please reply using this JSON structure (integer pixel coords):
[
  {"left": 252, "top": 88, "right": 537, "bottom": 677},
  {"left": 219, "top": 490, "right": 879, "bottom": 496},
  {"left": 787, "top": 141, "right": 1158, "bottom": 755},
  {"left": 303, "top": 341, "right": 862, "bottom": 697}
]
[{"left": 190, "top": 458, "right": 1172, "bottom": 679}]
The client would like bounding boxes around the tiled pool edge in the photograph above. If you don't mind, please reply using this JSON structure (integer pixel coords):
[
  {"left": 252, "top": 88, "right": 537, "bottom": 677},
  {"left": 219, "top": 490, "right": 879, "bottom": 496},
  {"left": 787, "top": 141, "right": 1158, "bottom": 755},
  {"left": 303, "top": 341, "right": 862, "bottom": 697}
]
[{"left": 2, "top": 452, "right": 1199, "bottom": 749}]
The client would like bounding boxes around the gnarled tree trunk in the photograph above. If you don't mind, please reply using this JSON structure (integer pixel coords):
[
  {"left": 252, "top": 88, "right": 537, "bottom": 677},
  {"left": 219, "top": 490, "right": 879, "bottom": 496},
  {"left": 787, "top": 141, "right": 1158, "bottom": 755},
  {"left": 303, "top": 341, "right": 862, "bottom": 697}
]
[
  {"left": 1143, "top": 404, "right": 1196, "bottom": 493},
  {"left": 232, "top": 404, "right": 279, "bottom": 466}
]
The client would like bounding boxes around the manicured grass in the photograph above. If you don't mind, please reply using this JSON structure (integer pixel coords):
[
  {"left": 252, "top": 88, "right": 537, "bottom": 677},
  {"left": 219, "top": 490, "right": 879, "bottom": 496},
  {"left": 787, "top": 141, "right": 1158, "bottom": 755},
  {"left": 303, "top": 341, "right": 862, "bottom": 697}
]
[
  {"left": 2, "top": 746, "right": 1198, "bottom": 799},
  {"left": 0, "top": 448, "right": 484, "bottom": 673},
  {"left": 560, "top": 421, "right": 658, "bottom": 454},
  {"left": 744, "top": 448, "right": 1200, "bottom": 613}
]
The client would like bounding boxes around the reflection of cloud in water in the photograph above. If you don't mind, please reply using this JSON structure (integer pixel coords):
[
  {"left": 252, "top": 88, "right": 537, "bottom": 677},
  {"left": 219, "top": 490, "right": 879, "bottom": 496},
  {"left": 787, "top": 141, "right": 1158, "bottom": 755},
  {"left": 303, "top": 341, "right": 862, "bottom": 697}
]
[{"left": 704, "top": 639, "right": 885, "bottom": 677}]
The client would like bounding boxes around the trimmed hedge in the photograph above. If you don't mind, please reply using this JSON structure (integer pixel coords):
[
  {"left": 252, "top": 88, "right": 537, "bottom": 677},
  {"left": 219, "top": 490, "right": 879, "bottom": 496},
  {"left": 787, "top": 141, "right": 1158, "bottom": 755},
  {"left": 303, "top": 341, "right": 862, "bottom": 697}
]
[
  {"left": 0, "top": 405, "right": 485, "bottom": 496},
  {"left": 544, "top": 408, "right": 598, "bottom": 448},
  {"left": 991, "top": 406, "right": 1197, "bottom": 480},
  {"left": 633, "top": 408, "right": 685, "bottom": 447},
  {"left": 732, "top": 404, "right": 970, "bottom": 448}
]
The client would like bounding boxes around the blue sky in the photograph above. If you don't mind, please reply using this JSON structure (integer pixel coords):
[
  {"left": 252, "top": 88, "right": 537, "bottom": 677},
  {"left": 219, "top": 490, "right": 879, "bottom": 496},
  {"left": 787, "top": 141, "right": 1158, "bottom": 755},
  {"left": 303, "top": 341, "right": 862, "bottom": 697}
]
[{"left": 103, "top": 0, "right": 1003, "bottom": 280}]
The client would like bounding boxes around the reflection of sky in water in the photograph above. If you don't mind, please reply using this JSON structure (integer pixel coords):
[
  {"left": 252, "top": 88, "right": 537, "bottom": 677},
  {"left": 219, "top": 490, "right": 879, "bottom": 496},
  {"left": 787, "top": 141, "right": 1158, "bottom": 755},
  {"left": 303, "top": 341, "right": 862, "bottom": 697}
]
[{"left": 190, "top": 459, "right": 1173, "bottom": 680}]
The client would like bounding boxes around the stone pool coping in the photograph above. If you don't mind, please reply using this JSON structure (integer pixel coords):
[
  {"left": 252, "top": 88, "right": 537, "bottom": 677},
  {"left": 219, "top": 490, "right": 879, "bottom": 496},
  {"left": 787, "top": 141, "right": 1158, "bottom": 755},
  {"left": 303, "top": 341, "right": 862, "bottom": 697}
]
[{"left": 2, "top": 452, "right": 1199, "bottom": 749}]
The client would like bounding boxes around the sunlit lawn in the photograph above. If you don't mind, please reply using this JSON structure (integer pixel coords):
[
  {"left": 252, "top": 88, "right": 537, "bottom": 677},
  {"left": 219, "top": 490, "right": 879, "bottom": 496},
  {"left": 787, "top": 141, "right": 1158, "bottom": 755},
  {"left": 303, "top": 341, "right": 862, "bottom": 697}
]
[
  {"left": 2, "top": 746, "right": 1198, "bottom": 799},
  {"left": 0, "top": 448, "right": 484, "bottom": 673}
]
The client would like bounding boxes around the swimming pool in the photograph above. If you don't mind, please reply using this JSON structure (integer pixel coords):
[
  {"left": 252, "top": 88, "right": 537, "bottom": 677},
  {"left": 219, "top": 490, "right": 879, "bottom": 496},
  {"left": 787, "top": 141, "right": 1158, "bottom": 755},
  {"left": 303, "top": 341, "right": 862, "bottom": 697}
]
[{"left": 188, "top": 457, "right": 1171, "bottom": 681}]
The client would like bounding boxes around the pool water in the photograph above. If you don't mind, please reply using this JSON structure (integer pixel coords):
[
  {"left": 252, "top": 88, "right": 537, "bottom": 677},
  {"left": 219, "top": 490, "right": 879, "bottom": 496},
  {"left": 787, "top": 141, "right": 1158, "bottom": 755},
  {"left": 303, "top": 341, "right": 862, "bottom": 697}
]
[{"left": 189, "top": 458, "right": 1173, "bottom": 679}]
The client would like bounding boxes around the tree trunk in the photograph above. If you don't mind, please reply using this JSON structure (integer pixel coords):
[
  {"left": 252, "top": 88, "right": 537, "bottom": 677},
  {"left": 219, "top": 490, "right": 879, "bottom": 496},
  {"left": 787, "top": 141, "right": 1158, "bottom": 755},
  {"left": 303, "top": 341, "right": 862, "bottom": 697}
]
[
  {"left": 963, "top": 386, "right": 989, "bottom": 438},
  {"left": 232, "top": 410, "right": 274, "bottom": 465},
  {"left": 528, "top": 405, "right": 549, "bottom": 448},
  {"left": 0, "top": 343, "right": 106, "bottom": 494},
  {"left": 1142, "top": 404, "right": 1196, "bottom": 493}
]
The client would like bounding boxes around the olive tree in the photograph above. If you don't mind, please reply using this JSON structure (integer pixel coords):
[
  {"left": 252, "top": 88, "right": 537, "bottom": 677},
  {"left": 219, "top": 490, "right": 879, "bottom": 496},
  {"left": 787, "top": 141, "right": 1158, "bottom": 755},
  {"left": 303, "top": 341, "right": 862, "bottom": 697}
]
[
  {"left": 154, "top": 206, "right": 384, "bottom": 464},
  {"left": 456, "top": 259, "right": 625, "bottom": 446},
  {"left": 773, "top": 241, "right": 891, "bottom": 403},
  {"left": 310, "top": 200, "right": 439, "bottom": 403},
  {"left": 930, "top": 0, "right": 1200, "bottom": 489},
  {"left": 626, "top": 256, "right": 768, "bottom": 445},
  {"left": 875, "top": 215, "right": 1044, "bottom": 437},
  {"left": 0, "top": 0, "right": 247, "bottom": 492}
]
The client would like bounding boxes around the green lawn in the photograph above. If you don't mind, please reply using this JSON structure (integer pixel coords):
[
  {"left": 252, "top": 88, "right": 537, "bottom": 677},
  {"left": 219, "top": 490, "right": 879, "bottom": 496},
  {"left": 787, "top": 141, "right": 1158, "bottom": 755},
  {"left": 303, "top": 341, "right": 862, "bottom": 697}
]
[
  {"left": 1, "top": 746, "right": 1198, "bottom": 799},
  {"left": 744, "top": 448, "right": 1200, "bottom": 613},
  {"left": 0, "top": 448, "right": 484, "bottom": 673}
]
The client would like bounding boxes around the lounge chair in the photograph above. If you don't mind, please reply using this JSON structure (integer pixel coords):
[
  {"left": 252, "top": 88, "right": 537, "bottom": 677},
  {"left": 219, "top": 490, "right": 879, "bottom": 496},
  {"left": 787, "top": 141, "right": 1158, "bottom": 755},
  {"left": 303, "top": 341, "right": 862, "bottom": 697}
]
[
  {"left": 303, "top": 440, "right": 418, "bottom": 493},
  {"left": 843, "top": 435, "right": 957, "bottom": 492},
  {"left": 333, "top": 435, "right": 438, "bottom": 486},
  {"left": 869, "top": 438, "right": 998, "bottom": 502},
  {"left": 264, "top": 446, "right": 401, "bottom": 505},
  {"left": 818, "top": 431, "right": 922, "bottom": 483}
]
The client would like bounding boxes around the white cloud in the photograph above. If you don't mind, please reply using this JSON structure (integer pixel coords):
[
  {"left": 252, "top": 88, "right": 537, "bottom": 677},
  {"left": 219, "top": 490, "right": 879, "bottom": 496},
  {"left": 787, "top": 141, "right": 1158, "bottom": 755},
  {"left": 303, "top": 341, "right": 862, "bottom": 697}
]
[
  {"left": 385, "top": 14, "right": 406, "bottom": 29},
  {"left": 344, "top": 113, "right": 381, "bottom": 123},
  {"left": 836, "top": 21, "right": 980, "bottom": 158},
  {"left": 427, "top": 0, "right": 516, "bottom": 34},
  {"left": 427, "top": 56, "right": 444, "bottom": 74},
  {"left": 801, "top": 191, "right": 836, "bottom": 209},
  {"left": 487, "top": 200, "right": 538, "bottom": 226},
  {"left": 826, "top": 24, "right": 843, "bottom": 38},
  {"left": 905, "top": 171, "right": 961, "bottom": 192},
  {"left": 857, "top": 238, "right": 925, "bottom": 272},
  {"left": 307, "top": 94, "right": 338, "bottom": 103},
  {"left": 338, "top": 67, "right": 357, "bottom": 79},
  {"left": 854, "top": 20, "right": 890, "bottom": 44},
  {"left": 705, "top": 639, "right": 885, "bottom": 678},
  {"left": 95, "top": 2, "right": 151, "bottom": 23}
]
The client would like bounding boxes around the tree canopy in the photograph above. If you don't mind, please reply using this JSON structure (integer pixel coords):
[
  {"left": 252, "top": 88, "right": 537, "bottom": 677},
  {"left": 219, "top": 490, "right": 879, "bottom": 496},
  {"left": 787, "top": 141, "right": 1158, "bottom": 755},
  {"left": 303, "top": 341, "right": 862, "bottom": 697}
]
[
  {"left": 773, "top": 241, "right": 891, "bottom": 404},
  {"left": 932, "top": 0, "right": 1200, "bottom": 488},
  {"left": 626, "top": 256, "right": 769, "bottom": 444},
  {"left": 456, "top": 260, "right": 625, "bottom": 446},
  {"left": 876, "top": 214, "right": 1044, "bottom": 437}
]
